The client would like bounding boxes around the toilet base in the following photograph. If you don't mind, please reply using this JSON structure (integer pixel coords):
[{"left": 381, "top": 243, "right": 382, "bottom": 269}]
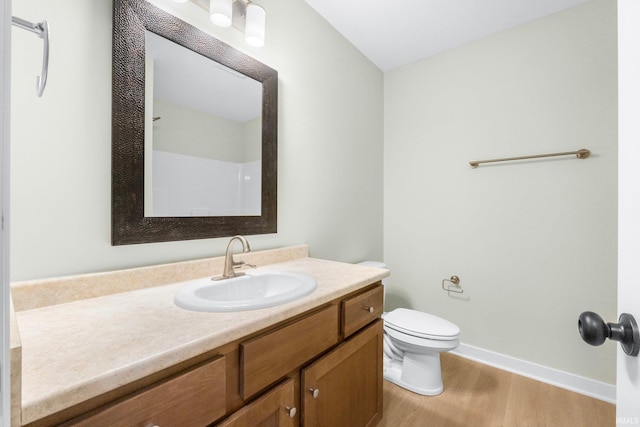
[{"left": 383, "top": 351, "right": 444, "bottom": 396}]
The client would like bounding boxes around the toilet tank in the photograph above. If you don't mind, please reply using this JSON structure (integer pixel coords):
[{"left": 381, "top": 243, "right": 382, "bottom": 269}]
[
  {"left": 357, "top": 260, "right": 389, "bottom": 286},
  {"left": 358, "top": 261, "right": 390, "bottom": 312},
  {"left": 358, "top": 261, "right": 387, "bottom": 270}
]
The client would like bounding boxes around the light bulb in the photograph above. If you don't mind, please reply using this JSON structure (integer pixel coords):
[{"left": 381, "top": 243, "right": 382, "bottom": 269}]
[
  {"left": 210, "top": 0, "right": 232, "bottom": 28},
  {"left": 245, "top": 3, "right": 265, "bottom": 47}
]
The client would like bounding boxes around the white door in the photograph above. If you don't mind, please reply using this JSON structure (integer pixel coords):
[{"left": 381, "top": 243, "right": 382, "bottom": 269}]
[
  {"left": 617, "top": 0, "right": 640, "bottom": 420},
  {"left": 0, "top": 0, "right": 9, "bottom": 425}
]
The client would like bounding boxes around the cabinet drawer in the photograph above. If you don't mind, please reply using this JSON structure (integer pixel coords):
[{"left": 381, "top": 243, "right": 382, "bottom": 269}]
[
  {"left": 342, "top": 284, "right": 383, "bottom": 338},
  {"left": 66, "top": 356, "right": 226, "bottom": 427},
  {"left": 217, "top": 378, "right": 296, "bottom": 426},
  {"left": 241, "top": 305, "right": 339, "bottom": 399}
]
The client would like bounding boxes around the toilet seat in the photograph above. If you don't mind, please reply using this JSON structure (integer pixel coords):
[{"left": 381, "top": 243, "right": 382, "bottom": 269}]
[{"left": 384, "top": 308, "right": 460, "bottom": 341}]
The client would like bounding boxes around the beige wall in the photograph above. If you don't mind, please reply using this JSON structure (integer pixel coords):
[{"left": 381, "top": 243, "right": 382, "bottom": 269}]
[
  {"left": 10, "top": 0, "right": 384, "bottom": 280},
  {"left": 384, "top": 0, "right": 617, "bottom": 384},
  {"left": 11, "top": 0, "right": 618, "bottom": 387},
  {"left": 152, "top": 99, "right": 255, "bottom": 163}
]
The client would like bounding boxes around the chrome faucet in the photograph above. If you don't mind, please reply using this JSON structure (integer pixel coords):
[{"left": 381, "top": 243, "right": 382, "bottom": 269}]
[{"left": 214, "top": 235, "right": 256, "bottom": 280}]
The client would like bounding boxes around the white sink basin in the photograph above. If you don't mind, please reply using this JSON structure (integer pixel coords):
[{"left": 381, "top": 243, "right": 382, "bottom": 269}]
[{"left": 174, "top": 270, "right": 318, "bottom": 312}]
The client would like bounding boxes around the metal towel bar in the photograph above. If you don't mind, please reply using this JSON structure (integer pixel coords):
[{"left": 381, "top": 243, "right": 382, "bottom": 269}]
[
  {"left": 12, "top": 16, "right": 49, "bottom": 97},
  {"left": 469, "top": 149, "right": 590, "bottom": 168}
]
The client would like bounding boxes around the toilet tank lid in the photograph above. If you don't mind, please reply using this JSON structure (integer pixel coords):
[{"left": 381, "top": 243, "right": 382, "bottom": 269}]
[
  {"left": 385, "top": 308, "right": 460, "bottom": 339},
  {"left": 358, "top": 261, "right": 387, "bottom": 269}
]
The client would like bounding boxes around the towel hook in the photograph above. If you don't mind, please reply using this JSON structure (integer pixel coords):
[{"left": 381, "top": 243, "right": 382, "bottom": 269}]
[{"left": 12, "top": 16, "right": 50, "bottom": 97}]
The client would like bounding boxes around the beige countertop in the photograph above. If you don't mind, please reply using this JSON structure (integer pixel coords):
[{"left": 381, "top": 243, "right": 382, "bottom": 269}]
[{"left": 13, "top": 251, "right": 388, "bottom": 425}]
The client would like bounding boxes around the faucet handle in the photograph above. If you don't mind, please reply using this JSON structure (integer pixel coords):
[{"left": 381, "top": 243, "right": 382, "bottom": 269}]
[{"left": 234, "top": 260, "right": 256, "bottom": 270}]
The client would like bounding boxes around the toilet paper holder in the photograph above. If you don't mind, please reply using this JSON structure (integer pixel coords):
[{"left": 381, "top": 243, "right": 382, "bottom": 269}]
[{"left": 442, "top": 276, "right": 463, "bottom": 294}]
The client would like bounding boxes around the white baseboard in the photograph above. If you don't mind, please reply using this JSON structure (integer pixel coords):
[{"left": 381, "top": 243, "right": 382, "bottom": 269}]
[{"left": 451, "top": 343, "right": 616, "bottom": 404}]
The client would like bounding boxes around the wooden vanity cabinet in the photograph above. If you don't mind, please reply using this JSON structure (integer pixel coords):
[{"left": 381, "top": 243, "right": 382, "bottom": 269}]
[
  {"left": 49, "top": 283, "right": 383, "bottom": 427},
  {"left": 223, "top": 283, "right": 383, "bottom": 427}
]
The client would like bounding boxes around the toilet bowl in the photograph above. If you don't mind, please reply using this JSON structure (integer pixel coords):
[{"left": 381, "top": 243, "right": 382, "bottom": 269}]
[{"left": 358, "top": 261, "right": 460, "bottom": 396}]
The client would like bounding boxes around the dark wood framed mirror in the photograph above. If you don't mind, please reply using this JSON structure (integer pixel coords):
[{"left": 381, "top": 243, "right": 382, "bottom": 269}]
[{"left": 112, "top": 0, "right": 277, "bottom": 245}]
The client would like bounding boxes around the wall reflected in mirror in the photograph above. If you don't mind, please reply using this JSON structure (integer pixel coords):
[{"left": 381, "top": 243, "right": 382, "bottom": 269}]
[{"left": 144, "top": 30, "right": 263, "bottom": 217}]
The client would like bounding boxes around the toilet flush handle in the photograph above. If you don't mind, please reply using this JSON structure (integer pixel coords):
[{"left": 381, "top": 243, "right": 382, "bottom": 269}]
[{"left": 578, "top": 311, "right": 640, "bottom": 356}]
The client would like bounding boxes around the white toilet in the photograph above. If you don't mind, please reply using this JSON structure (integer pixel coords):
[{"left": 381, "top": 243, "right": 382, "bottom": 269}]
[{"left": 359, "top": 261, "right": 460, "bottom": 396}]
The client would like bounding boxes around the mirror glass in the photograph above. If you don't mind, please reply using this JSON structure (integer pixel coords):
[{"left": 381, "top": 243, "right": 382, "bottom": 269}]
[
  {"left": 112, "top": 0, "right": 278, "bottom": 245},
  {"left": 144, "top": 31, "right": 263, "bottom": 217}
]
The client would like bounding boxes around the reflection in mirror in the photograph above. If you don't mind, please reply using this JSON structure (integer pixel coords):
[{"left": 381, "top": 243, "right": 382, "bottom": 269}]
[
  {"left": 144, "top": 31, "right": 263, "bottom": 217},
  {"left": 112, "top": 0, "right": 278, "bottom": 245}
]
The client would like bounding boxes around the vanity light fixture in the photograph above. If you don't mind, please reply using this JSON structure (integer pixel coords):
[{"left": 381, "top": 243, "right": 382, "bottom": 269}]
[
  {"left": 174, "top": 0, "right": 267, "bottom": 47},
  {"left": 209, "top": 0, "right": 266, "bottom": 47}
]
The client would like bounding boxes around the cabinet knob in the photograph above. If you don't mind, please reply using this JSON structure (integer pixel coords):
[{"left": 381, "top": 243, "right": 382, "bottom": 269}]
[
  {"left": 285, "top": 406, "right": 297, "bottom": 418},
  {"left": 363, "top": 306, "right": 374, "bottom": 313},
  {"left": 309, "top": 388, "right": 320, "bottom": 398}
]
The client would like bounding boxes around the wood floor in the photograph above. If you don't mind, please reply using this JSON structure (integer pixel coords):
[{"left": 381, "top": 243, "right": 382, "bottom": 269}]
[{"left": 378, "top": 353, "right": 615, "bottom": 427}]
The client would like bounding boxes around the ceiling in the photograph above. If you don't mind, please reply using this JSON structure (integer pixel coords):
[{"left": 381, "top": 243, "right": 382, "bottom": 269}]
[
  {"left": 303, "top": 0, "right": 590, "bottom": 71},
  {"left": 147, "top": 30, "right": 262, "bottom": 122}
]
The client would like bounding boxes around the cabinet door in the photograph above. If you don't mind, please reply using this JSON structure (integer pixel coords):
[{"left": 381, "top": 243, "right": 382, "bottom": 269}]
[
  {"left": 217, "top": 378, "right": 297, "bottom": 427},
  {"left": 301, "top": 320, "right": 382, "bottom": 427}
]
